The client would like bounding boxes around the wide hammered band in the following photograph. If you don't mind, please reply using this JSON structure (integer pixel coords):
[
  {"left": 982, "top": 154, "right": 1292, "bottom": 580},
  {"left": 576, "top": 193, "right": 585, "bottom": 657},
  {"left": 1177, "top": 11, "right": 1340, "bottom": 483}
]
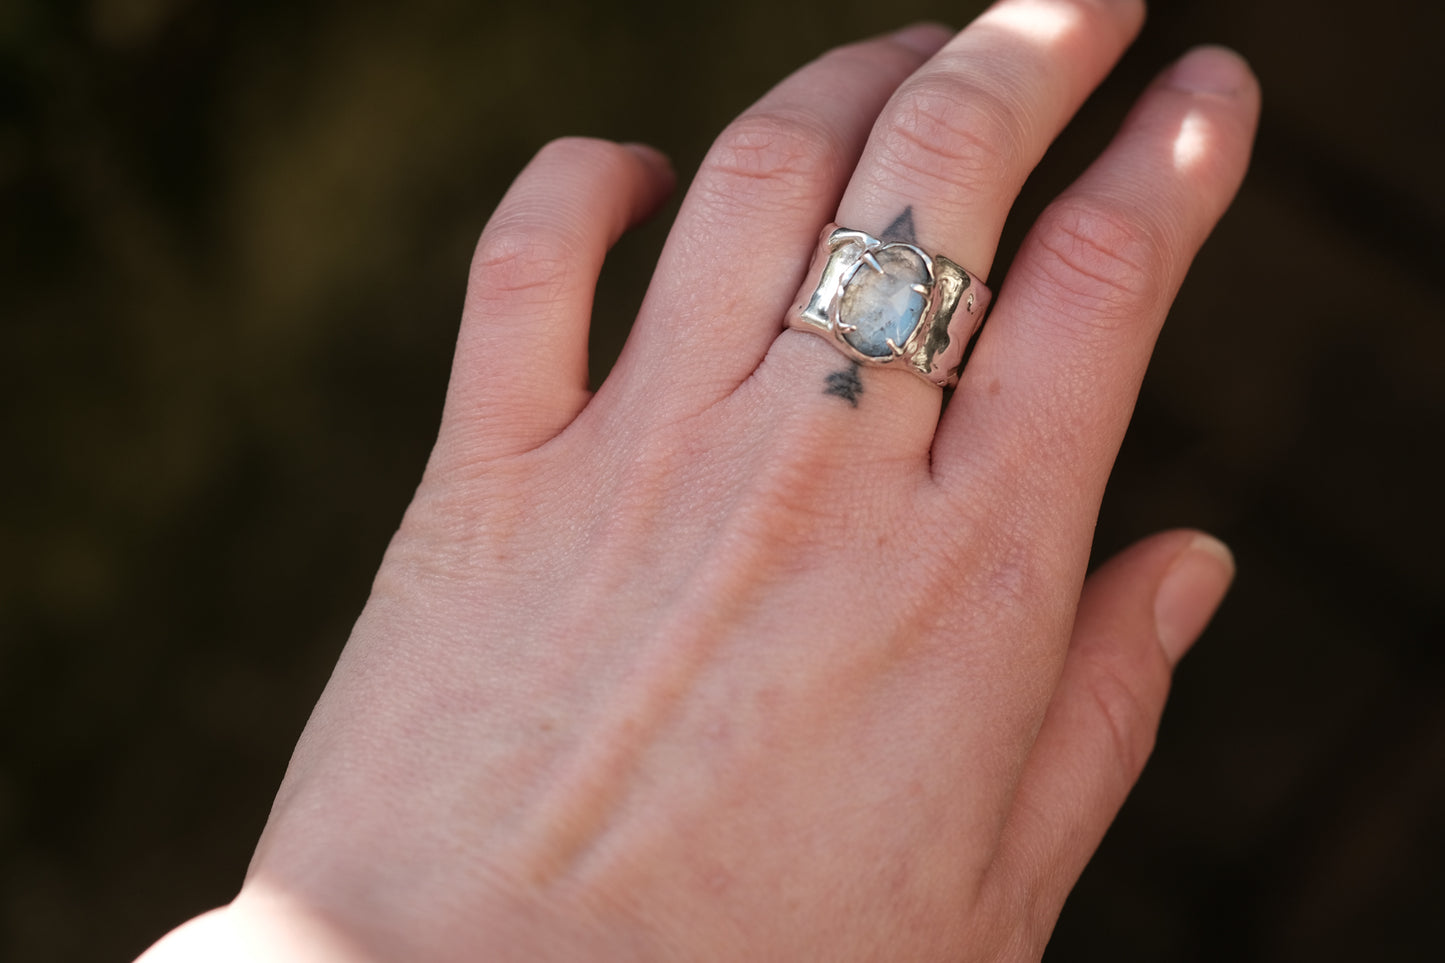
[{"left": 787, "top": 223, "right": 992, "bottom": 388}]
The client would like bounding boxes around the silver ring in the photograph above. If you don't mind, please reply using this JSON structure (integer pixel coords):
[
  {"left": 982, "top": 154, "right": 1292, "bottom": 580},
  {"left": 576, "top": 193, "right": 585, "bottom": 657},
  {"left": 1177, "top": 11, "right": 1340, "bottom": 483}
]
[{"left": 787, "top": 223, "right": 992, "bottom": 388}]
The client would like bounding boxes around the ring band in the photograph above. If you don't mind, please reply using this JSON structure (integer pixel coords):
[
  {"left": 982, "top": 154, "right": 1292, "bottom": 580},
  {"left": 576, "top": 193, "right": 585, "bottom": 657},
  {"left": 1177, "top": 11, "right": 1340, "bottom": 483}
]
[{"left": 787, "top": 224, "right": 992, "bottom": 388}]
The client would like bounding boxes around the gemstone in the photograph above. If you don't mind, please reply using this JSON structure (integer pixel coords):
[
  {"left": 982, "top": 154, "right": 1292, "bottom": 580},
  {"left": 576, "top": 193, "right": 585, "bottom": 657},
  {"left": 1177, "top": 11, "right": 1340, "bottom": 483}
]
[{"left": 838, "top": 245, "right": 930, "bottom": 359}]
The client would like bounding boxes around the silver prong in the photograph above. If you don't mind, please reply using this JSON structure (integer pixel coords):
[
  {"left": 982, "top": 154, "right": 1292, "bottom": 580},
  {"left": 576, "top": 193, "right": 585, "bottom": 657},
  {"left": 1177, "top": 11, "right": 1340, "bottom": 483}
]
[
  {"left": 836, "top": 321, "right": 858, "bottom": 333},
  {"left": 862, "top": 252, "right": 883, "bottom": 273},
  {"left": 885, "top": 338, "right": 904, "bottom": 357},
  {"left": 911, "top": 283, "right": 930, "bottom": 295},
  {"left": 966, "top": 293, "right": 976, "bottom": 313}
]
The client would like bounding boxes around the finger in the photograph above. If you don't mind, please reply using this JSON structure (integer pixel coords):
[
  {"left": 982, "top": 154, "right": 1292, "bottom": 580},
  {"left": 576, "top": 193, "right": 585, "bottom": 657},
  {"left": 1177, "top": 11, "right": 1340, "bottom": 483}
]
[
  {"left": 608, "top": 25, "right": 951, "bottom": 409},
  {"left": 755, "top": 0, "right": 1146, "bottom": 451},
  {"left": 981, "top": 530, "right": 1235, "bottom": 952},
  {"left": 843, "top": 0, "right": 1144, "bottom": 282},
  {"left": 441, "top": 137, "right": 674, "bottom": 462},
  {"left": 933, "top": 48, "right": 1261, "bottom": 525}
]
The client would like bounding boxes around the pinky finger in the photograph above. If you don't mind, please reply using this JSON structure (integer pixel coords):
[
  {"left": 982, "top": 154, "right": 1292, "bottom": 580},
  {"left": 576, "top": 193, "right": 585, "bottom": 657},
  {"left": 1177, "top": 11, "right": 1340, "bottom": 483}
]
[
  {"left": 441, "top": 138, "right": 675, "bottom": 464},
  {"left": 979, "top": 530, "right": 1235, "bottom": 954}
]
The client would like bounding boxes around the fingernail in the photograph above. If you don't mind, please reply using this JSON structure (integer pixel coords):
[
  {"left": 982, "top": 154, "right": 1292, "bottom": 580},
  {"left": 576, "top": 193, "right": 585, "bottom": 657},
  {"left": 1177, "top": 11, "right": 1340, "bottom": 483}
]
[
  {"left": 1153, "top": 534, "right": 1236, "bottom": 663},
  {"left": 620, "top": 142, "right": 673, "bottom": 175},
  {"left": 620, "top": 142, "right": 677, "bottom": 195},
  {"left": 889, "top": 22, "right": 954, "bottom": 57},
  {"left": 1168, "top": 45, "right": 1251, "bottom": 96}
]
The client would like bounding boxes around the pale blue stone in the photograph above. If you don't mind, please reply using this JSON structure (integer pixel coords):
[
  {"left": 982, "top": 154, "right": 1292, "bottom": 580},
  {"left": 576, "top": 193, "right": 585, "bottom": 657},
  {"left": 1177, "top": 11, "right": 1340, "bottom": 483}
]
[{"left": 839, "top": 245, "right": 929, "bottom": 359}]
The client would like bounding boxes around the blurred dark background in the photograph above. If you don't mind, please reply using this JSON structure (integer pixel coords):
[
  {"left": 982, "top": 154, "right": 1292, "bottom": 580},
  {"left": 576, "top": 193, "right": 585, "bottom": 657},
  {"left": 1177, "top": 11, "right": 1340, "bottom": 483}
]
[{"left": 2, "top": 0, "right": 1441, "bottom": 959}]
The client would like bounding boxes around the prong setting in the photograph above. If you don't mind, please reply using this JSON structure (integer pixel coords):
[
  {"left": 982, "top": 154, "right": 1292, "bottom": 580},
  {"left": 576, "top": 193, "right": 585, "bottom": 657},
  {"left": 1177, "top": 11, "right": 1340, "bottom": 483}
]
[{"left": 788, "top": 223, "right": 992, "bottom": 388}]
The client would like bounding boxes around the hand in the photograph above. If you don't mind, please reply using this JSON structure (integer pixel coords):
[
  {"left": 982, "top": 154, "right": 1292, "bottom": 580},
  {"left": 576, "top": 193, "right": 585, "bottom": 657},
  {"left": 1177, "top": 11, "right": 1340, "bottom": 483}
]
[{"left": 140, "top": 2, "right": 1258, "bottom": 959}]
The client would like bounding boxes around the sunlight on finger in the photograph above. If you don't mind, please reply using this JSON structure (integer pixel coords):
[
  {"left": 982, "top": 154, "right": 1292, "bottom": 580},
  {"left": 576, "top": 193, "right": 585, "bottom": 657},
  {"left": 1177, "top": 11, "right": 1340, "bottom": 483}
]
[
  {"left": 1171, "top": 109, "right": 1213, "bottom": 171},
  {"left": 979, "top": 0, "right": 1087, "bottom": 45}
]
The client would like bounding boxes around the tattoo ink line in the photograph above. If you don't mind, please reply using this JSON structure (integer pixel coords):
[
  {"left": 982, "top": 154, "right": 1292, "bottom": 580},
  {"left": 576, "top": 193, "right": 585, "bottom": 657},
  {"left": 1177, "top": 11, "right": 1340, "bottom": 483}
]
[
  {"left": 824, "top": 363, "right": 863, "bottom": 407},
  {"left": 879, "top": 206, "right": 917, "bottom": 244}
]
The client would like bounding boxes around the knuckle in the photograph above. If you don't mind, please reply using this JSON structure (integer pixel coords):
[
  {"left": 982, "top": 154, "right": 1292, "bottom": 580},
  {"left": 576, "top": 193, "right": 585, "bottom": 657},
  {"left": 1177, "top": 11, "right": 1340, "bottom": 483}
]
[
  {"left": 466, "top": 137, "right": 632, "bottom": 308},
  {"left": 384, "top": 459, "right": 537, "bottom": 583},
  {"left": 696, "top": 109, "right": 843, "bottom": 215},
  {"left": 1082, "top": 655, "right": 1160, "bottom": 783},
  {"left": 873, "top": 77, "right": 1022, "bottom": 195},
  {"left": 1025, "top": 199, "right": 1170, "bottom": 322},
  {"left": 469, "top": 222, "right": 576, "bottom": 304}
]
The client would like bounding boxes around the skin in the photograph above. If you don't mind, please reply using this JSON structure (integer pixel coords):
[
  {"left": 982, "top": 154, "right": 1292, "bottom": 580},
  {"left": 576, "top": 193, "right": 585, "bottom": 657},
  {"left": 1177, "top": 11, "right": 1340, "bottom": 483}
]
[{"left": 139, "top": 2, "right": 1260, "bottom": 960}]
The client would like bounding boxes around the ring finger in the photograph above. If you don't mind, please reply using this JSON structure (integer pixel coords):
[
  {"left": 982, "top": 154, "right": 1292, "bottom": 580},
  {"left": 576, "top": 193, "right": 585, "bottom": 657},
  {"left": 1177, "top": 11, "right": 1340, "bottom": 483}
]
[{"left": 754, "top": 0, "right": 1146, "bottom": 447}]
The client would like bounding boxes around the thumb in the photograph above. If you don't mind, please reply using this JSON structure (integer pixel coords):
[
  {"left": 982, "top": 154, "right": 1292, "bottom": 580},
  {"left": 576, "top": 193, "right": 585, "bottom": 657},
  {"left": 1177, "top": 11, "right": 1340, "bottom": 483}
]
[{"left": 981, "top": 529, "right": 1235, "bottom": 955}]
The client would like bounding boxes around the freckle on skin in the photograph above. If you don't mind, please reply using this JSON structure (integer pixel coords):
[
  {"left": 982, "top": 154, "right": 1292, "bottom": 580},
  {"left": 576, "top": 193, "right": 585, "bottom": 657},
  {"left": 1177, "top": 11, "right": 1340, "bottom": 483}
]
[{"left": 989, "top": 379, "right": 1001, "bottom": 396}]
